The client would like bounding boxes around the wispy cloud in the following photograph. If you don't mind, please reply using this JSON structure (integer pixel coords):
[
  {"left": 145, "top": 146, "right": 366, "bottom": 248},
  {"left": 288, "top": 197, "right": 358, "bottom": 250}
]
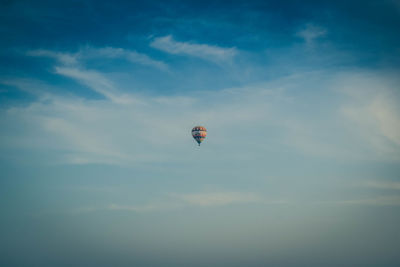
[
  {"left": 26, "top": 47, "right": 168, "bottom": 103},
  {"left": 369, "top": 95, "right": 400, "bottom": 146},
  {"left": 296, "top": 23, "right": 327, "bottom": 47},
  {"left": 27, "top": 46, "right": 168, "bottom": 71},
  {"left": 170, "top": 192, "right": 263, "bottom": 207},
  {"left": 42, "top": 116, "right": 133, "bottom": 165},
  {"left": 150, "top": 35, "right": 237, "bottom": 63},
  {"left": 82, "top": 47, "right": 169, "bottom": 71},
  {"left": 339, "top": 71, "right": 400, "bottom": 159},
  {"left": 54, "top": 66, "right": 133, "bottom": 104}
]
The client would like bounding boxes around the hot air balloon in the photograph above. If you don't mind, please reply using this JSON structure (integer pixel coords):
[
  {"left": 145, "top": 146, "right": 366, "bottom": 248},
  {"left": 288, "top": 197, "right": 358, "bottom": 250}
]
[{"left": 192, "top": 126, "right": 207, "bottom": 146}]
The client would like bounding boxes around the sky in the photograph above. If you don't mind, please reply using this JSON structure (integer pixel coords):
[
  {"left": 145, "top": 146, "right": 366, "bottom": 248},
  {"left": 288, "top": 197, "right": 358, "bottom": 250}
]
[{"left": 1, "top": 0, "right": 400, "bottom": 266}]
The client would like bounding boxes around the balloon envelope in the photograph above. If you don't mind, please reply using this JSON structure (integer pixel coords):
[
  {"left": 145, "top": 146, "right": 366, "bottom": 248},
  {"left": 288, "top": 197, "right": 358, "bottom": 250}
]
[{"left": 192, "top": 126, "right": 207, "bottom": 146}]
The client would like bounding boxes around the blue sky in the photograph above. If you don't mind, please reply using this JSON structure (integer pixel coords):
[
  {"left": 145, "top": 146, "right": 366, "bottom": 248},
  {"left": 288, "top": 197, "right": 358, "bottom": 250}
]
[{"left": 1, "top": 1, "right": 400, "bottom": 266}]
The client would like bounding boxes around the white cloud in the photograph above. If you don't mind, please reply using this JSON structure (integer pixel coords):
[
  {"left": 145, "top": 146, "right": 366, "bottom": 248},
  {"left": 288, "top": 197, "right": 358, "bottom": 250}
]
[
  {"left": 25, "top": 47, "right": 168, "bottom": 104},
  {"left": 27, "top": 46, "right": 168, "bottom": 71},
  {"left": 42, "top": 116, "right": 133, "bottom": 164},
  {"left": 170, "top": 192, "right": 263, "bottom": 207},
  {"left": 54, "top": 66, "right": 133, "bottom": 104},
  {"left": 150, "top": 35, "right": 237, "bottom": 63},
  {"left": 82, "top": 46, "right": 169, "bottom": 71},
  {"left": 296, "top": 23, "right": 327, "bottom": 46},
  {"left": 339, "top": 71, "right": 400, "bottom": 160},
  {"left": 369, "top": 96, "right": 400, "bottom": 145}
]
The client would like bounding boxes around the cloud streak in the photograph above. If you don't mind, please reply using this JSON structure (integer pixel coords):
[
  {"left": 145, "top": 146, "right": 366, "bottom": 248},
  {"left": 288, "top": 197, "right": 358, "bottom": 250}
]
[
  {"left": 150, "top": 35, "right": 238, "bottom": 64},
  {"left": 170, "top": 192, "right": 263, "bottom": 207},
  {"left": 82, "top": 47, "right": 169, "bottom": 71},
  {"left": 54, "top": 66, "right": 133, "bottom": 104},
  {"left": 27, "top": 46, "right": 168, "bottom": 71},
  {"left": 339, "top": 71, "right": 400, "bottom": 160}
]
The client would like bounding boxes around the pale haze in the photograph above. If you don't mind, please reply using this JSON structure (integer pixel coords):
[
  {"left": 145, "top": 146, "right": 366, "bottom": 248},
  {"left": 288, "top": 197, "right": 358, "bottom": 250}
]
[{"left": 1, "top": 1, "right": 400, "bottom": 266}]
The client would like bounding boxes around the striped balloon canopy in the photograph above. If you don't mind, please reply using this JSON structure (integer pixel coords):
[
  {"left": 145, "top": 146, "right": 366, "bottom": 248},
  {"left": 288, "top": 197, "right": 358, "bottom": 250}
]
[{"left": 191, "top": 126, "right": 207, "bottom": 146}]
